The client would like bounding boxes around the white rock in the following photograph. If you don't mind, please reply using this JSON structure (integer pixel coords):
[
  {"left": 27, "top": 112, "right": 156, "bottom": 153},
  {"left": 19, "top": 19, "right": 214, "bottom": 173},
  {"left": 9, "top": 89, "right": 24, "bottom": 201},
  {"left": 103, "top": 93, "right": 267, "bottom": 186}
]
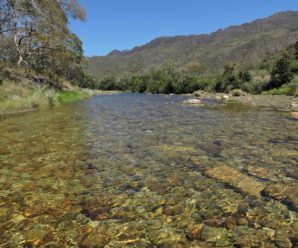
[
  {"left": 222, "top": 95, "right": 230, "bottom": 100},
  {"left": 290, "top": 112, "right": 298, "bottom": 119},
  {"left": 183, "top": 99, "right": 202, "bottom": 104}
]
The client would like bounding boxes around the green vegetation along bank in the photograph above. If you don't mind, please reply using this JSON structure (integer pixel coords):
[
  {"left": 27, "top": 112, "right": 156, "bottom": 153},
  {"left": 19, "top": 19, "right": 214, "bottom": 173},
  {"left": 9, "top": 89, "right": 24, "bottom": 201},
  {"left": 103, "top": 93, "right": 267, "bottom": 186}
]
[
  {"left": 91, "top": 41, "right": 298, "bottom": 97},
  {"left": 0, "top": 68, "right": 95, "bottom": 116},
  {"left": 0, "top": 1, "right": 97, "bottom": 115}
]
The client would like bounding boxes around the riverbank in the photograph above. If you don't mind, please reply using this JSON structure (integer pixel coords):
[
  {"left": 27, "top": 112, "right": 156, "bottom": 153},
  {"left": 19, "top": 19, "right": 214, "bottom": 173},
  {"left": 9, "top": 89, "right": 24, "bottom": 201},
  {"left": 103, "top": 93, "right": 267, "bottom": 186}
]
[
  {"left": 0, "top": 82, "right": 124, "bottom": 116},
  {"left": 0, "top": 80, "right": 94, "bottom": 116},
  {"left": 191, "top": 90, "right": 298, "bottom": 114},
  {"left": 0, "top": 67, "right": 124, "bottom": 116}
]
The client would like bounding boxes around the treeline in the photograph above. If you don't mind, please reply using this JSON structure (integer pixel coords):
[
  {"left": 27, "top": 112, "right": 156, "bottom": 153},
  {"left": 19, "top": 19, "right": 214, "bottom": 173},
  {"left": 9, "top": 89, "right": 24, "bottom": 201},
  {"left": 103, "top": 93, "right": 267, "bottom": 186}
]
[
  {"left": 0, "top": 0, "right": 93, "bottom": 87},
  {"left": 94, "top": 41, "right": 298, "bottom": 95}
]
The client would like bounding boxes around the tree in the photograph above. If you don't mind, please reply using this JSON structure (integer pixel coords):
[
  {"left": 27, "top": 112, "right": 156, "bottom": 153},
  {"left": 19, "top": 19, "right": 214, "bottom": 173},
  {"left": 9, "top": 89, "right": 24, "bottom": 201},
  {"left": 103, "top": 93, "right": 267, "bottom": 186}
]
[
  {"left": 267, "top": 55, "right": 294, "bottom": 89},
  {"left": 295, "top": 41, "right": 298, "bottom": 60},
  {"left": 238, "top": 70, "right": 251, "bottom": 83},
  {"left": 0, "top": 1, "right": 14, "bottom": 34},
  {"left": 215, "top": 63, "right": 239, "bottom": 92},
  {"left": 57, "top": 0, "right": 86, "bottom": 20},
  {"left": 0, "top": 1, "right": 66, "bottom": 65},
  {"left": 0, "top": 0, "right": 86, "bottom": 66},
  {"left": 185, "top": 62, "right": 204, "bottom": 76},
  {"left": 0, "top": 0, "right": 90, "bottom": 86}
]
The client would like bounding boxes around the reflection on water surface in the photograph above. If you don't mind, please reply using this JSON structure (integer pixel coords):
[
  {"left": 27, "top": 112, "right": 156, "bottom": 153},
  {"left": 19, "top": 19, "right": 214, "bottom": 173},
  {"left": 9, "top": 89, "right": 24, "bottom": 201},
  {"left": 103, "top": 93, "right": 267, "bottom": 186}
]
[{"left": 0, "top": 94, "right": 297, "bottom": 247}]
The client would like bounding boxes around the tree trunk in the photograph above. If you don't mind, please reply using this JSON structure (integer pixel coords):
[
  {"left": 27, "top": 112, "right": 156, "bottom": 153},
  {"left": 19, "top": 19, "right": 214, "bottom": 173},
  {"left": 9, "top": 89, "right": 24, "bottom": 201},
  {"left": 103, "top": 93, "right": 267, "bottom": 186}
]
[
  {"left": 13, "top": 33, "right": 23, "bottom": 66},
  {"left": 17, "top": 54, "right": 23, "bottom": 66}
]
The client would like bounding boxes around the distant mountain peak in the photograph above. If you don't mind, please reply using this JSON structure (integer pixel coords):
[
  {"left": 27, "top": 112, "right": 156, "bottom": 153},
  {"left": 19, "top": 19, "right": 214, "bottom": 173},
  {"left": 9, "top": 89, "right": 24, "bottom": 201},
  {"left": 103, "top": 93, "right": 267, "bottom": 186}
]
[{"left": 86, "top": 11, "right": 298, "bottom": 79}]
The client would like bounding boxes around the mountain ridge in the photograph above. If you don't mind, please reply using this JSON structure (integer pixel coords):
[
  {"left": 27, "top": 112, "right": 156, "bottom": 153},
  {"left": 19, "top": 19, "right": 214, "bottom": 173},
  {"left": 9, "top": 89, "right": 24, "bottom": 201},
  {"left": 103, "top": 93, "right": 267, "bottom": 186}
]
[{"left": 86, "top": 11, "right": 298, "bottom": 79}]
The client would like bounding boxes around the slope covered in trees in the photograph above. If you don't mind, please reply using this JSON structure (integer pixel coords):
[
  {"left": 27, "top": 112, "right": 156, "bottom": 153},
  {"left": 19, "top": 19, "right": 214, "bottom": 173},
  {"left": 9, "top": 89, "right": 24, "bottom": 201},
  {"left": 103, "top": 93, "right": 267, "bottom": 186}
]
[
  {"left": 86, "top": 11, "right": 298, "bottom": 81},
  {"left": 90, "top": 41, "right": 298, "bottom": 96}
]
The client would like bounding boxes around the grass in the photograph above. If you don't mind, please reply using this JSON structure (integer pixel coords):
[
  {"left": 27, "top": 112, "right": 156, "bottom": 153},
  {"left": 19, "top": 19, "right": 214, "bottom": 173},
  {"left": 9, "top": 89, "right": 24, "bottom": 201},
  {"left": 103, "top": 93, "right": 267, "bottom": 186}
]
[
  {"left": 263, "top": 77, "right": 298, "bottom": 96},
  {"left": 0, "top": 80, "right": 55, "bottom": 114},
  {"left": 0, "top": 80, "right": 95, "bottom": 115},
  {"left": 55, "top": 90, "right": 90, "bottom": 103}
]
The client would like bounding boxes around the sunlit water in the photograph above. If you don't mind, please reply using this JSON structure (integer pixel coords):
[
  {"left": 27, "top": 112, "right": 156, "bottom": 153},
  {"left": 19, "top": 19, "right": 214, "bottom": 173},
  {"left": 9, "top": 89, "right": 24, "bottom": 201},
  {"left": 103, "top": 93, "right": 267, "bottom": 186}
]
[{"left": 0, "top": 94, "right": 297, "bottom": 247}]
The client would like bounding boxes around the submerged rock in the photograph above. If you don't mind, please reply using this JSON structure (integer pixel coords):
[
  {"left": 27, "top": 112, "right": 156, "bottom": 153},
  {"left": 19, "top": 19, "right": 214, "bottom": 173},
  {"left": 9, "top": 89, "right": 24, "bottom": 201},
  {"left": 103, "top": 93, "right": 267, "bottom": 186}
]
[
  {"left": 246, "top": 164, "right": 279, "bottom": 182},
  {"left": 148, "top": 228, "right": 185, "bottom": 247},
  {"left": 204, "top": 164, "right": 265, "bottom": 196},
  {"left": 200, "top": 226, "right": 231, "bottom": 246},
  {"left": 0, "top": 207, "right": 9, "bottom": 217},
  {"left": 163, "top": 204, "right": 184, "bottom": 216},
  {"left": 261, "top": 183, "right": 298, "bottom": 211},
  {"left": 188, "top": 224, "right": 203, "bottom": 239}
]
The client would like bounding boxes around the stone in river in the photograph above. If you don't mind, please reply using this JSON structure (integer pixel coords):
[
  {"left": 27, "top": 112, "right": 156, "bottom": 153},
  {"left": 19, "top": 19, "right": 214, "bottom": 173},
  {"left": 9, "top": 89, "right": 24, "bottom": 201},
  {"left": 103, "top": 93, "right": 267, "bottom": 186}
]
[
  {"left": 183, "top": 99, "right": 203, "bottom": 104},
  {"left": 204, "top": 164, "right": 265, "bottom": 196},
  {"left": 290, "top": 111, "right": 298, "bottom": 119},
  {"left": 261, "top": 183, "right": 298, "bottom": 211},
  {"left": 222, "top": 94, "right": 230, "bottom": 100},
  {"left": 188, "top": 224, "right": 203, "bottom": 239},
  {"left": 200, "top": 226, "right": 231, "bottom": 245},
  {"left": 163, "top": 204, "right": 184, "bottom": 216}
]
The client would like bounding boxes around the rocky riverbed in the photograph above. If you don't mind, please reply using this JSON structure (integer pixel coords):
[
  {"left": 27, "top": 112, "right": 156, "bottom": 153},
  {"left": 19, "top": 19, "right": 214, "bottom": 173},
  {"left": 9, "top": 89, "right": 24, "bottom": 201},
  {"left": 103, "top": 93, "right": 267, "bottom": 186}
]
[{"left": 0, "top": 93, "right": 297, "bottom": 247}]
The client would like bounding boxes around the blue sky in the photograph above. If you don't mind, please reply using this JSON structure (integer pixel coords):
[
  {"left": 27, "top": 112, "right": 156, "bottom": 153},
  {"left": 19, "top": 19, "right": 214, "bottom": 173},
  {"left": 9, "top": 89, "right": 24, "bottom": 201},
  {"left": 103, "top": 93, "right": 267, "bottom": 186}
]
[{"left": 69, "top": 0, "right": 298, "bottom": 56}]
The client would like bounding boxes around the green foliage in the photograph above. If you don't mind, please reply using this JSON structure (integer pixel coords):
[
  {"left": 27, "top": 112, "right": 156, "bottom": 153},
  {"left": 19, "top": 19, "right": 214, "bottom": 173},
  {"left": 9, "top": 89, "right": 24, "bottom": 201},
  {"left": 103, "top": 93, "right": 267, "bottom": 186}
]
[
  {"left": 241, "top": 80, "right": 268, "bottom": 94},
  {"left": 94, "top": 41, "right": 298, "bottom": 96},
  {"left": 238, "top": 71, "right": 252, "bottom": 83},
  {"left": 267, "top": 55, "right": 294, "bottom": 89},
  {"left": 214, "top": 64, "right": 252, "bottom": 93},
  {"left": 56, "top": 91, "right": 89, "bottom": 103},
  {"left": 95, "top": 76, "right": 120, "bottom": 91},
  {"left": 94, "top": 67, "right": 208, "bottom": 94},
  {"left": 290, "top": 60, "right": 298, "bottom": 74},
  {"left": 0, "top": 0, "right": 91, "bottom": 88},
  {"left": 263, "top": 83, "right": 297, "bottom": 96}
]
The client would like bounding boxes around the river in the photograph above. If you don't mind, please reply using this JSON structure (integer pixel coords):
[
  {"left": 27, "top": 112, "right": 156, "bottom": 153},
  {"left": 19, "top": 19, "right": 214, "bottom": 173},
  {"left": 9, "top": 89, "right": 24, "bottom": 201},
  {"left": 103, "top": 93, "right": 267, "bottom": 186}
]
[{"left": 0, "top": 93, "right": 297, "bottom": 247}]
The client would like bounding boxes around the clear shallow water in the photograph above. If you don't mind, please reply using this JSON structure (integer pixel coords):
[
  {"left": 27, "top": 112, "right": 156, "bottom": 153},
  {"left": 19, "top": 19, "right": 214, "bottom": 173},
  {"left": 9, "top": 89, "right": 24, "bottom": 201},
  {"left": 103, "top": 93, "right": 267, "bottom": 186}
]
[{"left": 0, "top": 93, "right": 297, "bottom": 247}]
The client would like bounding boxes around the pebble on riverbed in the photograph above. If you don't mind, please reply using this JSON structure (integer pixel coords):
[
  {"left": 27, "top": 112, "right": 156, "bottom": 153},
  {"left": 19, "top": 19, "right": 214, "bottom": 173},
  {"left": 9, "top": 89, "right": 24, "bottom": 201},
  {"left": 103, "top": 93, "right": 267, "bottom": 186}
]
[{"left": 1, "top": 93, "right": 297, "bottom": 247}]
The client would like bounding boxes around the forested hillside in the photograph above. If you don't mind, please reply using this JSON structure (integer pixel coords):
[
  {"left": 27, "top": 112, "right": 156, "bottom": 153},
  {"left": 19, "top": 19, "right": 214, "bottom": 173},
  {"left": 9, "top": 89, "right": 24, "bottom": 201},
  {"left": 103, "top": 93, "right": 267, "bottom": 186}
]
[{"left": 86, "top": 11, "right": 298, "bottom": 80}]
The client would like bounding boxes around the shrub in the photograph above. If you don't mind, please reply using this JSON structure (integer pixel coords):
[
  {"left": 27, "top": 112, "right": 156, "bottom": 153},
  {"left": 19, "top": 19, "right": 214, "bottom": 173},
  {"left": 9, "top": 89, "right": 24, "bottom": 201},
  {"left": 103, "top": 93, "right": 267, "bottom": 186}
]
[
  {"left": 263, "top": 83, "right": 297, "bottom": 96},
  {"left": 267, "top": 56, "right": 294, "bottom": 90},
  {"left": 229, "top": 89, "right": 246, "bottom": 96},
  {"left": 241, "top": 80, "right": 269, "bottom": 94}
]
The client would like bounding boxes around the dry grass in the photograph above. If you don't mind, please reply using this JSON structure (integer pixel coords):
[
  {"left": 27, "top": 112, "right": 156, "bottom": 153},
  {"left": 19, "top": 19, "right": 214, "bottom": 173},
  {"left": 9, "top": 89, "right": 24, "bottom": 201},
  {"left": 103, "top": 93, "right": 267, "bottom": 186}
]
[
  {"left": 0, "top": 80, "right": 57, "bottom": 115},
  {"left": 0, "top": 79, "right": 99, "bottom": 115}
]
